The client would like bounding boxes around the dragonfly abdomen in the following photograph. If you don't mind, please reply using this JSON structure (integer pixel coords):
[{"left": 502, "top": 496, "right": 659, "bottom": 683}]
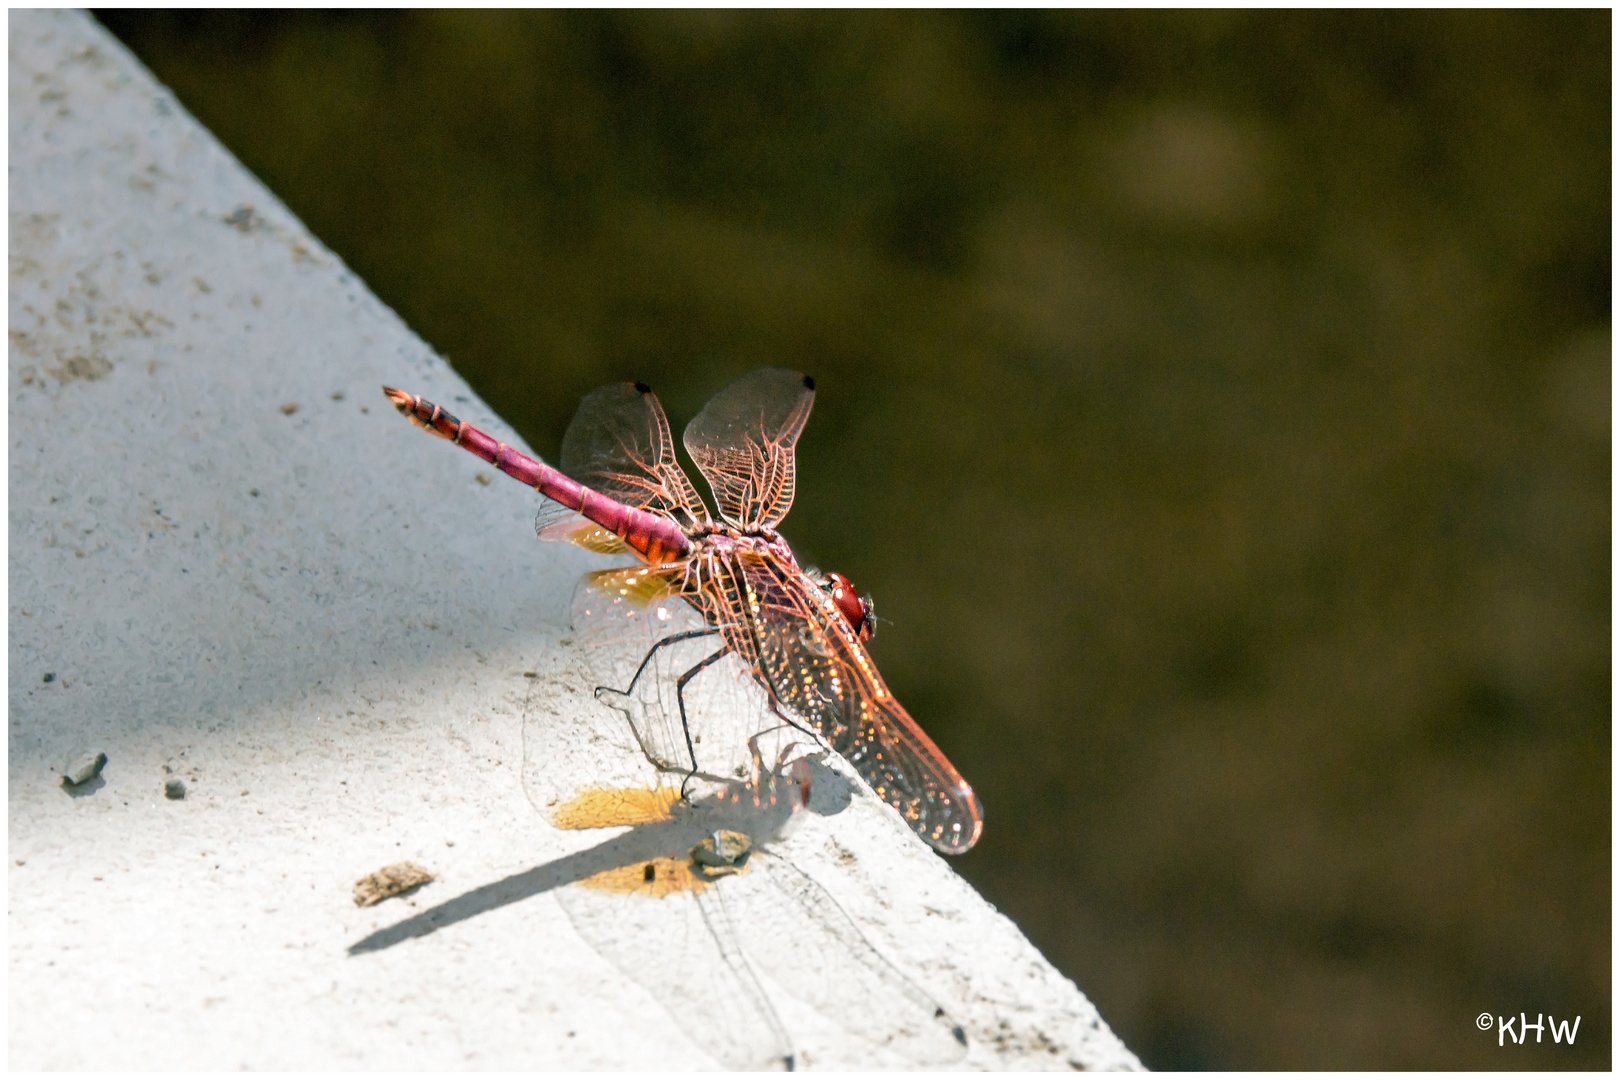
[{"left": 383, "top": 387, "right": 691, "bottom": 564}]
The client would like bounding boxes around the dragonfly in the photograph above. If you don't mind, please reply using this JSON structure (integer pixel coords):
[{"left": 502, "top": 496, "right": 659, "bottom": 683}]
[{"left": 384, "top": 367, "right": 983, "bottom": 854}]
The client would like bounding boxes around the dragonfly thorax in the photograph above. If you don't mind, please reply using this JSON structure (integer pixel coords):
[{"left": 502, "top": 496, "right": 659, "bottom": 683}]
[
  {"left": 688, "top": 523, "right": 798, "bottom": 563},
  {"left": 685, "top": 528, "right": 872, "bottom": 641}
]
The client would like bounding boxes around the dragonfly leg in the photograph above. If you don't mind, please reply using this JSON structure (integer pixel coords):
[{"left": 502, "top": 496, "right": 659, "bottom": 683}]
[
  {"left": 596, "top": 627, "right": 718, "bottom": 703},
  {"left": 674, "top": 646, "right": 732, "bottom": 800},
  {"left": 628, "top": 625, "right": 719, "bottom": 693}
]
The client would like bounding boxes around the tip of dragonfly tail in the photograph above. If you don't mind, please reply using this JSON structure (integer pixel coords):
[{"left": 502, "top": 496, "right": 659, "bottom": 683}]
[{"left": 382, "top": 386, "right": 411, "bottom": 411}]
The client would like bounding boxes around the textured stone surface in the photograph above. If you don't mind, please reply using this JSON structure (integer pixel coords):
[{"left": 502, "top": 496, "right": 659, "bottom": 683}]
[{"left": 8, "top": 10, "right": 1139, "bottom": 1070}]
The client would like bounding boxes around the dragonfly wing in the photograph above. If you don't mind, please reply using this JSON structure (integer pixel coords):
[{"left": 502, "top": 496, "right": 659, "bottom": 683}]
[
  {"left": 555, "top": 876, "right": 794, "bottom": 1069},
  {"left": 570, "top": 567, "right": 706, "bottom": 775},
  {"left": 729, "top": 852, "right": 968, "bottom": 1065},
  {"left": 560, "top": 380, "right": 711, "bottom": 530},
  {"left": 731, "top": 553, "right": 985, "bottom": 854},
  {"left": 571, "top": 567, "right": 792, "bottom": 785},
  {"left": 534, "top": 502, "right": 632, "bottom": 554},
  {"left": 682, "top": 367, "right": 814, "bottom": 529}
]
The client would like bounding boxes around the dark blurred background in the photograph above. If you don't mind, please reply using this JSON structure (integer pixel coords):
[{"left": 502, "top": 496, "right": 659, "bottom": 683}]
[{"left": 95, "top": 10, "right": 1609, "bottom": 1069}]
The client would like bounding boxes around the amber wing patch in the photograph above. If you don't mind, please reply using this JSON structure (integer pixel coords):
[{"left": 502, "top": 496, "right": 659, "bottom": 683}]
[
  {"left": 550, "top": 785, "right": 683, "bottom": 830},
  {"left": 579, "top": 855, "right": 712, "bottom": 897},
  {"left": 561, "top": 523, "right": 633, "bottom": 555},
  {"left": 583, "top": 566, "right": 674, "bottom": 608}
]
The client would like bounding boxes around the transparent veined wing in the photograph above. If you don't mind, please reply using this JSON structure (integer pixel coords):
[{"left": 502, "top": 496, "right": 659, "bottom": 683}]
[
  {"left": 534, "top": 503, "right": 633, "bottom": 554},
  {"left": 682, "top": 367, "right": 815, "bottom": 530},
  {"left": 527, "top": 751, "right": 962, "bottom": 1069},
  {"left": 734, "top": 851, "right": 968, "bottom": 1065},
  {"left": 536, "top": 380, "right": 711, "bottom": 549},
  {"left": 563, "top": 381, "right": 711, "bottom": 528},
  {"left": 523, "top": 699, "right": 804, "bottom": 1070},
  {"left": 519, "top": 602, "right": 972, "bottom": 1069},
  {"left": 727, "top": 552, "right": 985, "bottom": 854},
  {"left": 553, "top": 859, "right": 795, "bottom": 1070},
  {"left": 568, "top": 566, "right": 800, "bottom": 785},
  {"left": 553, "top": 847, "right": 967, "bottom": 1070}
]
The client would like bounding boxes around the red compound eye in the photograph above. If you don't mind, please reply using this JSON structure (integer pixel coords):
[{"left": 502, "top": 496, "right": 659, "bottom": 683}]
[{"left": 824, "top": 571, "right": 874, "bottom": 642}]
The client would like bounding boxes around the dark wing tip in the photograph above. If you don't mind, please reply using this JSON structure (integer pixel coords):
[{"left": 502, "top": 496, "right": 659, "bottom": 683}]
[
  {"left": 803, "top": 374, "right": 816, "bottom": 391},
  {"left": 634, "top": 381, "right": 652, "bottom": 394}
]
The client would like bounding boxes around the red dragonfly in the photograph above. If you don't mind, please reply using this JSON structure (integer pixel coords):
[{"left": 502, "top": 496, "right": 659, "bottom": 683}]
[{"left": 384, "top": 368, "right": 983, "bottom": 854}]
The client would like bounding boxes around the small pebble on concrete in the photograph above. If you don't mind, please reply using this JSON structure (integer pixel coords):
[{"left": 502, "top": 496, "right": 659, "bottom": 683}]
[
  {"left": 61, "top": 750, "right": 107, "bottom": 787},
  {"left": 353, "top": 861, "right": 435, "bottom": 907}
]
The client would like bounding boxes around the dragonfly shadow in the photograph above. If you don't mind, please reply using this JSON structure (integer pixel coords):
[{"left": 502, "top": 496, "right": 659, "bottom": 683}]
[
  {"left": 346, "top": 756, "right": 855, "bottom": 957},
  {"left": 797, "top": 755, "right": 855, "bottom": 818}
]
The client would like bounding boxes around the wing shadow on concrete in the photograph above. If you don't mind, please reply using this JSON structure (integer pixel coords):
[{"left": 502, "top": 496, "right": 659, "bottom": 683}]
[{"left": 348, "top": 757, "right": 854, "bottom": 955}]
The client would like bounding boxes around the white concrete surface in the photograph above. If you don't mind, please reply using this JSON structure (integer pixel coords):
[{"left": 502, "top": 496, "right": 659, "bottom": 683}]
[{"left": 8, "top": 9, "right": 1142, "bottom": 1070}]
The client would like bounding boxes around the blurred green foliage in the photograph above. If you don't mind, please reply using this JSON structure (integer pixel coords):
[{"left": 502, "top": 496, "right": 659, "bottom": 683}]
[{"left": 97, "top": 10, "right": 1608, "bottom": 1069}]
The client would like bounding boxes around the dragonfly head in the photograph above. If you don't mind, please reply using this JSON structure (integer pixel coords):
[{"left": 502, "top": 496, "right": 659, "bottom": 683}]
[{"left": 823, "top": 571, "right": 875, "bottom": 642}]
